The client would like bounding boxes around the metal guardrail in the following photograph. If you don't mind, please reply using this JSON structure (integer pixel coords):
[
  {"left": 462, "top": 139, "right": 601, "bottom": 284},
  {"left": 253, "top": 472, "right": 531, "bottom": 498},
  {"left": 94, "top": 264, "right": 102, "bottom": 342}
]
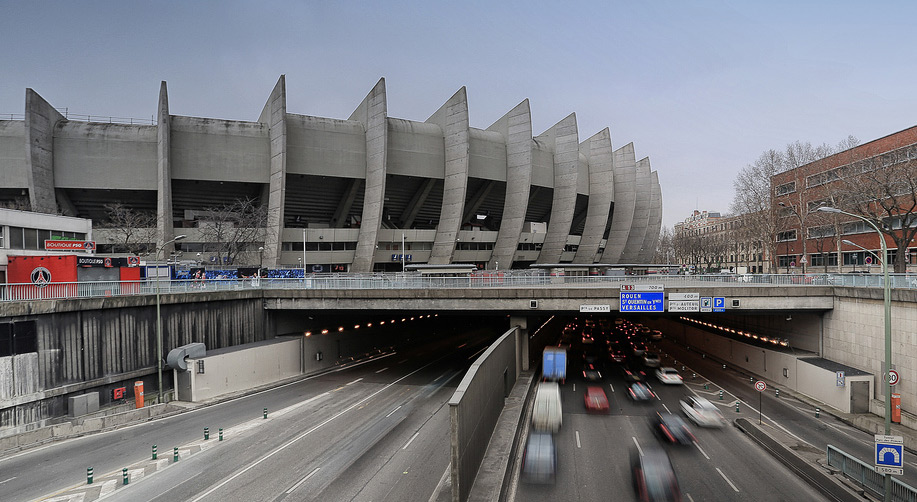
[
  {"left": 1, "top": 272, "right": 916, "bottom": 302},
  {"left": 827, "top": 445, "right": 917, "bottom": 502}
]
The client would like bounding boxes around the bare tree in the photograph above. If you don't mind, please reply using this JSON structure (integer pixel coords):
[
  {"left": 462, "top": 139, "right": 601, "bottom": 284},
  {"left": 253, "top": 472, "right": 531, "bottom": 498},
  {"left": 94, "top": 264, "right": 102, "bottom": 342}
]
[
  {"left": 653, "top": 226, "right": 675, "bottom": 264},
  {"left": 731, "top": 150, "right": 782, "bottom": 272},
  {"left": 102, "top": 203, "right": 156, "bottom": 255},
  {"left": 832, "top": 151, "right": 917, "bottom": 273},
  {"left": 197, "top": 197, "right": 269, "bottom": 266}
]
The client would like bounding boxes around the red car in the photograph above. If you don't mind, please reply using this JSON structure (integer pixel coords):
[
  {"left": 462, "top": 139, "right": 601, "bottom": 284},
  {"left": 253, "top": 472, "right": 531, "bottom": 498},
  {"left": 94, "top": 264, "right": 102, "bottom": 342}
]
[{"left": 584, "top": 385, "right": 609, "bottom": 413}]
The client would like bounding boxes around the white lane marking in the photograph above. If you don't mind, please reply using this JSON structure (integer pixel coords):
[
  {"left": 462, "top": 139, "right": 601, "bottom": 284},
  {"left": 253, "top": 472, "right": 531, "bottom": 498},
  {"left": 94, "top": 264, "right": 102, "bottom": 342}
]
[
  {"left": 375, "top": 367, "right": 389, "bottom": 374},
  {"left": 655, "top": 389, "right": 662, "bottom": 401},
  {"left": 632, "top": 436, "right": 644, "bottom": 457},
  {"left": 189, "top": 358, "right": 440, "bottom": 502},
  {"left": 0, "top": 477, "right": 15, "bottom": 485},
  {"left": 285, "top": 467, "right": 320, "bottom": 494},
  {"left": 687, "top": 494, "right": 696, "bottom": 502},
  {"left": 694, "top": 442, "right": 710, "bottom": 460},
  {"left": 46, "top": 493, "right": 86, "bottom": 502},
  {"left": 573, "top": 384, "right": 576, "bottom": 392},
  {"left": 457, "top": 343, "right": 467, "bottom": 348},
  {"left": 662, "top": 403, "right": 671, "bottom": 413},
  {"left": 428, "top": 463, "right": 451, "bottom": 502},
  {"left": 403, "top": 432, "right": 420, "bottom": 450},
  {"left": 716, "top": 467, "right": 739, "bottom": 492},
  {"left": 398, "top": 359, "right": 408, "bottom": 364},
  {"left": 346, "top": 378, "right": 363, "bottom": 386},
  {"left": 827, "top": 423, "right": 872, "bottom": 446},
  {"left": 575, "top": 431, "right": 582, "bottom": 448},
  {"left": 467, "top": 347, "right": 486, "bottom": 360},
  {"left": 608, "top": 383, "right": 614, "bottom": 393},
  {"left": 386, "top": 405, "right": 403, "bottom": 418}
]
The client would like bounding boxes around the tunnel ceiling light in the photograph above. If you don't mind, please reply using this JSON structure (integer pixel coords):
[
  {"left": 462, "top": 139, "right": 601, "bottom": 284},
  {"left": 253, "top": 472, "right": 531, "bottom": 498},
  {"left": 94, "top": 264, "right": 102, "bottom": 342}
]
[
  {"left": 354, "top": 325, "right": 360, "bottom": 329},
  {"left": 380, "top": 321, "right": 385, "bottom": 325},
  {"left": 321, "top": 329, "right": 329, "bottom": 335},
  {"left": 338, "top": 327, "right": 344, "bottom": 332},
  {"left": 304, "top": 331, "right": 312, "bottom": 337},
  {"left": 367, "top": 323, "right": 372, "bottom": 327}
]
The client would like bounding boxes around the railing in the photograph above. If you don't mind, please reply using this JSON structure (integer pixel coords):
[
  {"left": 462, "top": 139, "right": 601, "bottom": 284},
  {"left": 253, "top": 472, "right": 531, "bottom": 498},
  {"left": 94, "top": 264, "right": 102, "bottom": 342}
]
[
  {"left": 1, "top": 272, "right": 917, "bottom": 303},
  {"left": 826, "top": 445, "right": 917, "bottom": 502},
  {"left": 0, "top": 111, "right": 155, "bottom": 125}
]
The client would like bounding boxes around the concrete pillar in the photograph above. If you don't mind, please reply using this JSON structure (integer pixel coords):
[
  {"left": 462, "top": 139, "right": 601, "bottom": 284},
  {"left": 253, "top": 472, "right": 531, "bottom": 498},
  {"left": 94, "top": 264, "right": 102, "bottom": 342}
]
[
  {"left": 574, "top": 128, "right": 614, "bottom": 264},
  {"left": 602, "top": 143, "right": 637, "bottom": 263},
  {"left": 350, "top": 78, "right": 388, "bottom": 273},
  {"left": 536, "top": 113, "right": 579, "bottom": 264},
  {"left": 639, "top": 171, "right": 663, "bottom": 263},
  {"left": 258, "top": 75, "right": 287, "bottom": 268},
  {"left": 620, "top": 157, "right": 652, "bottom": 263},
  {"left": 426, "top": 87, "right": 470, "bottom": 264},
  {"left": 25, "top": 88, "right": 65, "bottom": 214},
  {"left": 511, "top": 316, "right": 529, "bottom": 373},
  {"left": 156, "top": 82, "right": 176, "bottom": 252},
  {"left": 488, "top": 100, "right": 533, "bottom": 270}
]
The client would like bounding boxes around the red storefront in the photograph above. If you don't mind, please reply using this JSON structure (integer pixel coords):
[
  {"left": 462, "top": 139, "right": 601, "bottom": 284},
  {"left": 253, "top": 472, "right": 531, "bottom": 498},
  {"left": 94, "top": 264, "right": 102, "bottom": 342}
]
[{"left": 6, "top": 255, "right": 141, "bottom": 299}]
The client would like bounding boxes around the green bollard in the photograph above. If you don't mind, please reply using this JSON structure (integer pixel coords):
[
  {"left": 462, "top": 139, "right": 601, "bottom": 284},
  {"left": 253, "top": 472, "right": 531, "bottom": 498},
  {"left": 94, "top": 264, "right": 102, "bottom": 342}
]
[
  {"left": 704, "top": 383, "right": 709, "bottom": 390},
  {"left": 152, "top": 444, "right": 157, "bottom": 460},
  {"left": 750, "top": 377, "right": 754, "bottom": 383},
  {"left": 722, "top": 364, "right": 726, "bottom": 369},
  {"left": 775, "top": 389, "right": 780, "bottom": 398},
  {"left": 219, "top": 428, "right": 223, "bottom": 441},
  {"left": 122, "top": 468, "right": 129, "bottom": 485},
  {"left": 681, "top": 366, "right": 685, "bottom": 371},
  {"left": 719, "top": 390, "right": 724, "bottom": 400},
  {"left": 204, "top": 427, "right": 209, "bottom": 440},
  {"left": 735, "top": 401, "right": 740, "bottom": 412},
  {"left": 816, "top": 407, "right": 820, "bottom": 418},
  {"left": 263, "top": 407, "right": 268, "bottom": 419},
  {"left": 87, "top": 467, "right": 93, "bottom": 485},
  {"left": 174, "top": 446, "right": 179, "bottom": 462},
  {"left": 692, "top": 373, "right": 696, "bottom": 379}
]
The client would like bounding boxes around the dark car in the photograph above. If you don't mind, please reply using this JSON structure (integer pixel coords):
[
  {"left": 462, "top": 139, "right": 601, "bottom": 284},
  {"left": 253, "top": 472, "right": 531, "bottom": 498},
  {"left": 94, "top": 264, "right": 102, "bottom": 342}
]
[
  {"left": 522, "top": 431, "right": 557, "bottom": 484},
  {"left": 583, "top": 363, "right": 603, "bottom": 382},
  {"left": 628, "top": 382, "right": 655, "bottom": 402},
  {"left": 632, "top": 446, "right": 683, "bottom": 501},
  {"left": 621, "top": 364, "right": 647, "bottom": 383},
  {"left": 653, "top": 412, "right": 695, "bottom": 445}
]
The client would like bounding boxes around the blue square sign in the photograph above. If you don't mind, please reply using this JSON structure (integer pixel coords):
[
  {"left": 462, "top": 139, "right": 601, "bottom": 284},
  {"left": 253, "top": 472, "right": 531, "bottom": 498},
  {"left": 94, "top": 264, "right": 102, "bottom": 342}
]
[
  {"left": 877, "top": 443, "right": 904, "bottom": 468},
  {"left": 712, "top": 297, "right": 726, "bottom": 313}
]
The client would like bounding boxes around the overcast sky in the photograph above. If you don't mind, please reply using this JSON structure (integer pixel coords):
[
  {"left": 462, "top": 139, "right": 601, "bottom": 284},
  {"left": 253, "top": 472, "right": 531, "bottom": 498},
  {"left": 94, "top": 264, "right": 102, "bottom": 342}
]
[{"left": 3, "top": 1, "right": 916, "bottom": 229}]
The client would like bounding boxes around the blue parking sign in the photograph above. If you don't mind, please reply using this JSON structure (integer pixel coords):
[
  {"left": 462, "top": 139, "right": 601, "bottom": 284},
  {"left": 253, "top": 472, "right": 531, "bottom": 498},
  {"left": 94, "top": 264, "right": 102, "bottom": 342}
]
[{"left": 712, "top": 297, "right": 725, "bottom": 312}]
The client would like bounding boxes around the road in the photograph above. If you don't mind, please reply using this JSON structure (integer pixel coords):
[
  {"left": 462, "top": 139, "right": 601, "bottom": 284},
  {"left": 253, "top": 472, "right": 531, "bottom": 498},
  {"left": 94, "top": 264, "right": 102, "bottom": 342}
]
[{"left": 1, "top": 317, "right": 504, "bottom": 502}]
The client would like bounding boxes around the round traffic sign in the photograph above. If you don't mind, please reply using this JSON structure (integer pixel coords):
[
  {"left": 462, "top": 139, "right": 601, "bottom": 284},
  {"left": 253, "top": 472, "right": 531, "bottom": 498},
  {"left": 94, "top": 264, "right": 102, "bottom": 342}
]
[
  {"left": 755, "top": 380, "right": 767, "bottom": 392},
  {"left": 887, "top": 370, "right": 900, "bottom": 386}
]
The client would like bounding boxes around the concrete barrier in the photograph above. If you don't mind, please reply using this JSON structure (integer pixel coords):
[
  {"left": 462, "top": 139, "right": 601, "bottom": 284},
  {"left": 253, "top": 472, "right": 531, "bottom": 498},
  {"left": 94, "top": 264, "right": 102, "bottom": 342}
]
[{"left": 734, "top": 418, "right": 860, "bottom": 502}]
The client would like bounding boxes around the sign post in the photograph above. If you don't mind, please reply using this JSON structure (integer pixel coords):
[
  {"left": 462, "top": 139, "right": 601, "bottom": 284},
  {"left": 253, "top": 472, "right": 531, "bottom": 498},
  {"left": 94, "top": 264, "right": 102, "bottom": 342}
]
[{"left": 755, "top": 380, "right": 766, "bottom": 424}]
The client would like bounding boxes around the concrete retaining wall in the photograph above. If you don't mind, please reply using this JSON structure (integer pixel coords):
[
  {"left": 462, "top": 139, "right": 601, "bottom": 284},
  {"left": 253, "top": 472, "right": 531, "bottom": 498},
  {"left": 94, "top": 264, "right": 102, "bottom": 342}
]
[{"left": 449, "top": 326, "right": 519, "bottom": 502}]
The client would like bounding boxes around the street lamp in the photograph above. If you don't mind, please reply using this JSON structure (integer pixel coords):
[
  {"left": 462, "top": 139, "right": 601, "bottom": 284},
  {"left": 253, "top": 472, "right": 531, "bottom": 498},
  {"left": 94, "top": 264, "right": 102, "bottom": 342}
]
[
  {"left": 818, "top": 205, "right": 893, "bottom": 501},
  {"left": 778, "top": 202, "right": 807, "bottom": 273},
  {"left": 258, "top": 246, "right": 264, "bottom": 277},
  {"left": 842, "top": 239, "right": 881, "bottom": 271},
  {"left": 156, "top": 234, "right": 186, "bottom": 404}
]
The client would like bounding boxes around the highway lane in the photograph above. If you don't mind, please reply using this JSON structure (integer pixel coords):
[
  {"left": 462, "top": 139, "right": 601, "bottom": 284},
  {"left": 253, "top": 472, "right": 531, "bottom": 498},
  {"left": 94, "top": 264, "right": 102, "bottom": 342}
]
[
  {"left": 3, "top": 316, "right": 503, "bottom": 502},
  {"left": 512, "top": 348, "right": 828, "bottom": 501}
]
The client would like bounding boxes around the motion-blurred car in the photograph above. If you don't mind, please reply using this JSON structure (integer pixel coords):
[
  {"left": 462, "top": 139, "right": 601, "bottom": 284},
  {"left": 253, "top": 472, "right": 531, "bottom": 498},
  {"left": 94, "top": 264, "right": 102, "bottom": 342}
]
[
  {"left": 655, "top": 367, "right": 683, "bottom": 385},
  {"left": 649, "top": 329, "right": 663, "bottom": 341},
  {"left": 628, "top": 382, "right": 655, "bottom": 402},
  {"left": 653, "top": 412, "right": 696, "bottom": 445},
  {"left": 680, "top": 396, "right": 727, "bottom": 427},
  {"left": 631, "top": 341, "right": 647, "bottom": 356},
  {"left": 643, "top": 352, "right": 661, "bottom": 368},
  {"left": 621, "top": 364, "right": 647, "bottom": 383},
  {"left": 583, "top": 363, "right": 603, "bottom": 381},
  {"left": 631, "top": 445, "right": 684, "bottom": 501},
  {"left": 610, "top": 349, "right": 627, "bottom": 364},
  {"left": 584, "top": 385, "right": 610, "bottom": 413},
  {"left": 522, "top": 431, "right": 557, "bottom": 484}
]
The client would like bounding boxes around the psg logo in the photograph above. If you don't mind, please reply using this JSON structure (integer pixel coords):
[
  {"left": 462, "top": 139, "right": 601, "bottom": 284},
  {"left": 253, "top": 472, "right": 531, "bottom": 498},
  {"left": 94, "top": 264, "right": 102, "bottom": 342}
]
[{"left": 31, "top": 267, "right": 52, "bottom": 287}]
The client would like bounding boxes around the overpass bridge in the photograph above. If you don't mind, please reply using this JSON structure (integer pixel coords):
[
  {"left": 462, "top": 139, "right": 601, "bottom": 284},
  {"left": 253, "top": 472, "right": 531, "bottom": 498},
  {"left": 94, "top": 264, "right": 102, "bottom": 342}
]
[{"left": 1, "top": 273, "right": 916, "bottom": 435}]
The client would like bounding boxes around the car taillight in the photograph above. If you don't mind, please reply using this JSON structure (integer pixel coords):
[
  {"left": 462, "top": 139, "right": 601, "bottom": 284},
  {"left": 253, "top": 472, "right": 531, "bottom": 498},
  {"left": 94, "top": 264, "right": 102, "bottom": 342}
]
[{"left": 660, "top": 424, "right": 674, "bottom": 442}]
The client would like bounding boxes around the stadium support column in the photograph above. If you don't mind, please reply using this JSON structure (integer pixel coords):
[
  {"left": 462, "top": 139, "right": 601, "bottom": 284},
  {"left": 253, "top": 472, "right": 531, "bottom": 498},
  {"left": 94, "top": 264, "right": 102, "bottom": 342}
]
[
  {"left": 601, "top": 143, "right": 637, "bottom": 263},
  {"left": 25, "top": 88, "right": 65, "bottom": 214},
  {"left": 258, "top": 75, "right": 287, "bottom": 268},
  {"left": 427, "top": 87, "right": 470, "bottom": 265},
  {"left": 574, "top": 128, "right": 614, "bottom": 264},
  {"left": 156, "top": 82, "right": 176, "bottom": 251},
  {"left": 488, "top": 100, "right": 533, "bottom": 270},
  {"left": 350, "top": 78, "right": 388, "bottom": 273},
  {"left": 536, "top": 113, "right": 579, "bottom": 264},
  {"left": 620, "top": 157, "right": 652, "bottom": 263},
  {"left": 639, "top": 171, "right": 663, "bottom": 263}
]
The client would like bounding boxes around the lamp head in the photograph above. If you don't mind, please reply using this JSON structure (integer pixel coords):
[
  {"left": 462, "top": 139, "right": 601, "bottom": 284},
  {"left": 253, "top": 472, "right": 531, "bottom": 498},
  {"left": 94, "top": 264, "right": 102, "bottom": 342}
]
[{"left": 816, "top": 206, "right": 841, "bottom": 214}]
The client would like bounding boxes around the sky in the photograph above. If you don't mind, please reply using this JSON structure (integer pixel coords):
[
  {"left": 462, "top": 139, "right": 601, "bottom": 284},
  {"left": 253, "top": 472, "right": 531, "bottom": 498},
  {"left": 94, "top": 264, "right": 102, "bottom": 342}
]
[{"left": 3, "top": 1, "right": 916, "bottom": 230}]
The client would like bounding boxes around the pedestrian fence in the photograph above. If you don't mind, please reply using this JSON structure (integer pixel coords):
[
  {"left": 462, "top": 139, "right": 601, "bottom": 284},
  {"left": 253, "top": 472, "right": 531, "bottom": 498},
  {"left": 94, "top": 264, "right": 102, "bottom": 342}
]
[{"left": 826, "top": 444, "right": 917, "bottom": 502}]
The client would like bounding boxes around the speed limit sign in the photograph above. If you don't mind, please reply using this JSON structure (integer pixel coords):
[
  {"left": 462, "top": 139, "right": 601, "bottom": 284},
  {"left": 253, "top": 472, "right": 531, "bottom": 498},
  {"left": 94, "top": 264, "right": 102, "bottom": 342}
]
[
  {"left": 755, "top": 380, "right": 767, "bottom": 392},
  {"left": 887, "top": 370, "right": 900, "bottom": 386}
]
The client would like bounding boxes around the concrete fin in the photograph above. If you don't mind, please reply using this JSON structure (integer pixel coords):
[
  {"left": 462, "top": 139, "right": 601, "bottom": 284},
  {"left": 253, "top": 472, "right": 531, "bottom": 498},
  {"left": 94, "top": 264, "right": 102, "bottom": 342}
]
[
  {"left": 427, "top": 87, "right": 470, "bottom": 264},
  {"left": 538, "top": 113, "right": 579, "bottom": 263},
  {"left": 261, "top": 75, "right": 288, "bottom": 267},
  {"left": 24, "top": 88, "right": 66, "bottom": 214},
  {"left": 351, "top": 78, "right": 389, "bottom": 272},
  {"left": 488, "top": 99, "right": 533, "bottom": 269},
  {"left": 573, "top": 128, "right": 614, "bottom": 264},
  {"left": 156, "top": 81, "right": 176, "bottom": 252},
  {"left": 601, "top": 142, "right": 637, "bottom": 263}
]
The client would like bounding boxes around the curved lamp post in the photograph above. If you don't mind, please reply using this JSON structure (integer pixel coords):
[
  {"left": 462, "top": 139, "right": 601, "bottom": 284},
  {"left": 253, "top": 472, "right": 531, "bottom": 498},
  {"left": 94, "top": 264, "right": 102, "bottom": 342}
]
[
  {"left": 156, "top": 234, "right": 186, "bottom": 403},
  {"left": 818, "top": 206, "right": 893, "bottom": 501}
]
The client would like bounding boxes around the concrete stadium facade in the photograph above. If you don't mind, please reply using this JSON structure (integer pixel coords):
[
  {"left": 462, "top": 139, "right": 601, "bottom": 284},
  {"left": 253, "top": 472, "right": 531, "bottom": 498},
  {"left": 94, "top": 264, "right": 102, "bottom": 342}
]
[{"left": 0, "top": 76, "right": 663, "bottom": 272}]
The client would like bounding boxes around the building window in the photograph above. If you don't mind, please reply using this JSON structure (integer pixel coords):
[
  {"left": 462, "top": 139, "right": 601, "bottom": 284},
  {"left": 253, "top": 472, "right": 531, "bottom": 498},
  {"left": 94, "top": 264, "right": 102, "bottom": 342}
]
[
  {"left": 776, "top": 230, "right": 797, "bottom": 242},
  {"left": 807, "top": 225, "right": 835, "bottom": 239},
  {"left": 775, "top": 182, "right": 796, "bottom": 196},
  {"left": 810, "top": 253, "right": 838, "bottom": 266}
]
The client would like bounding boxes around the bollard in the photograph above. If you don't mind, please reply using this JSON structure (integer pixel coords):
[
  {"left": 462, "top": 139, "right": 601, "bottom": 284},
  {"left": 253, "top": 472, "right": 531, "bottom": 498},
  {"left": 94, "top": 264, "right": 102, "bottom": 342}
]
[
  {"left": 692, "top": 373, "right": 696, "bottom": 379},
  {"left": 122, "top": 468, "right": 129, "bottom": 485},
  {"left": 723, "top": 364, "right": 726, "bottom": 369},
  {"left": 775, "top": 389, "right": 780, "bottom": 398},
  {"left": 681, "top": 366, "right": 685, "bottom": 371},
  {"left": 87, "top": 467, "right": 93, "bottom": 485},
  {"left": 702, "top": 354, "right": 705, "bottom": 359},
  {"left": 750, "top": 377, "right": 754, "bottom": 383},
  {"left": 816, "top": 407, "right": 820, "bottom": 418},
  {"left": 735, "top": 401, "right": 740, "bottom": 412},
  {"left": 704, "top": 383, "right": 709, "bottom": 390},
  {"left": 719, "top": 390, "right": 724, "bottom": 400},
  {"left": 204, "top": 427, "right": 209, "bottom": 440},
  {"left": 219, "top": 428, "right": 223, "bottom": 441},
  {"left": 174, "top": 446, "right": 179, "bottom": 462},
  {"left": 152, "top": 444, "right": 157, "bottom": 460},
  {"left": 263, "top": 407, "right": 268, "bottom": 419}
]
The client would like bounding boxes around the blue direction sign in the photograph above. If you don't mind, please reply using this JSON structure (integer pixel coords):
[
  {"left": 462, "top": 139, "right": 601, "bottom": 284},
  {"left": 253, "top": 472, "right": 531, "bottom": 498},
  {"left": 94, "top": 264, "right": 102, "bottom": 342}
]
[
  {"left": 875, "top": 435, "right": 904, "bottom": 475},
  {"left": 620, "top": 292, "right": 664, "bottom": 312},
  {"left": 712, "top": 297, "right": 726, "bottom": 313}
]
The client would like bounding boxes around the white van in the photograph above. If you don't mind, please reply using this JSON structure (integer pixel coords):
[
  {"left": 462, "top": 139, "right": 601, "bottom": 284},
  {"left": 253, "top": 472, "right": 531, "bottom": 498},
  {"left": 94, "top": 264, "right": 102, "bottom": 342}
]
[{"left": 532, "top": 382, "right": 563, "bottom": 433}]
